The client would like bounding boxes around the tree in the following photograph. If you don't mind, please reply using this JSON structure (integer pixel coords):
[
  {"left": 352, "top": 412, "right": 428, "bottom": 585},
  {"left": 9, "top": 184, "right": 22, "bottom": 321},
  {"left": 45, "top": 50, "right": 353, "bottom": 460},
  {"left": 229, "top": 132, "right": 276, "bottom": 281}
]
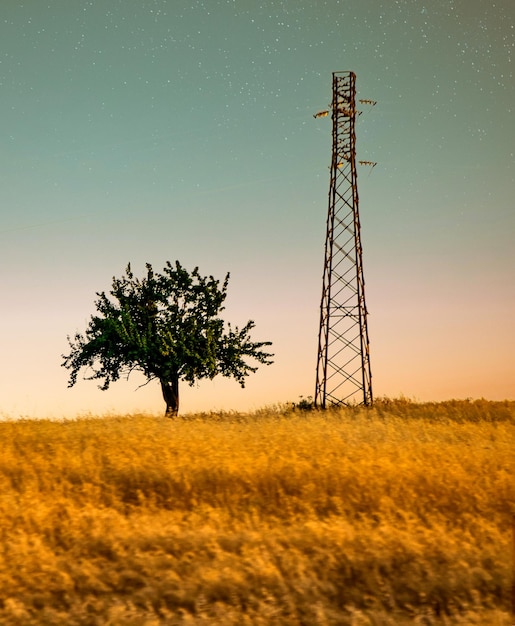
[{"left": 62, "top": 261, "right": 273, "bottom": 417}]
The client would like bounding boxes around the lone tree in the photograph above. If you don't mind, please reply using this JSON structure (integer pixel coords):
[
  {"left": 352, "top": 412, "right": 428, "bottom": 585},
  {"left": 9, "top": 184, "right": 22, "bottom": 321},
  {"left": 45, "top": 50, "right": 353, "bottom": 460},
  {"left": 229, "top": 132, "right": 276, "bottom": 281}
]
[{"left": 62, "top": 261, "right": 273, "bottom": 417}]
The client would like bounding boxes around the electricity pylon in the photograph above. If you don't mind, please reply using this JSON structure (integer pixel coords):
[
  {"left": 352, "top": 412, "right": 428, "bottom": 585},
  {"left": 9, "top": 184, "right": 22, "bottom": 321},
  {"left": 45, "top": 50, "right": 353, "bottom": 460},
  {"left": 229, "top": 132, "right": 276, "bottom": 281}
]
[{"left": 314, "top": 71, "right": 373, "bottom": 408}]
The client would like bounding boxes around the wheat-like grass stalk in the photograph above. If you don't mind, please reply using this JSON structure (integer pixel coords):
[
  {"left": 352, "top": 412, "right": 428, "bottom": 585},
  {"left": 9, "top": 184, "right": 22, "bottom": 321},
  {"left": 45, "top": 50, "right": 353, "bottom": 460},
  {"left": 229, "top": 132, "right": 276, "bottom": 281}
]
[{"left": 0, "top": 399, "right": 512, "bottom": 624}]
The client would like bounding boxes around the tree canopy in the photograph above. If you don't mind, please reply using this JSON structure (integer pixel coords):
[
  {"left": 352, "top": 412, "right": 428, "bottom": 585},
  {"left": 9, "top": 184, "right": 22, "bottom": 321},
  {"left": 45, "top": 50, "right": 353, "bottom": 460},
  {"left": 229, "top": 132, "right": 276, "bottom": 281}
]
[{"left": 62, "top": 261, "right": 273, "bottom": 416}]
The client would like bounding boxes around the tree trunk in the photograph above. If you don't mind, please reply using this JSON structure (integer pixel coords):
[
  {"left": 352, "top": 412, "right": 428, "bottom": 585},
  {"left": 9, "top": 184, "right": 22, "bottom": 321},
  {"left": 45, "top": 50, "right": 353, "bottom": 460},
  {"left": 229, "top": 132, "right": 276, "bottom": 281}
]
[{"left": 161, "top": 377, "right": 179, "bottom": 418}]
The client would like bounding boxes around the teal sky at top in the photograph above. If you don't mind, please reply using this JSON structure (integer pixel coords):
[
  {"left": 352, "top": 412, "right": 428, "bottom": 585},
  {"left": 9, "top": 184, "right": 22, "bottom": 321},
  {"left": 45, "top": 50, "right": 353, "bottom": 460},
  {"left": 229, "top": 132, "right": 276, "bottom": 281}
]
[{"left": 1, "top": 0, "right": 514, "bottom": 416}]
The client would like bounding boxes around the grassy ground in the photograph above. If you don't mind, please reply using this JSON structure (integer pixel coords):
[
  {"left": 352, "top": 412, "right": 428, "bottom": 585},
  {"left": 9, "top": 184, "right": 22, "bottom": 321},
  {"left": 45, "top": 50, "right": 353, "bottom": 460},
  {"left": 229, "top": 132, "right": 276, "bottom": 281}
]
[{"left": 0, "top": 398, "right": 513, "bottom": 625}]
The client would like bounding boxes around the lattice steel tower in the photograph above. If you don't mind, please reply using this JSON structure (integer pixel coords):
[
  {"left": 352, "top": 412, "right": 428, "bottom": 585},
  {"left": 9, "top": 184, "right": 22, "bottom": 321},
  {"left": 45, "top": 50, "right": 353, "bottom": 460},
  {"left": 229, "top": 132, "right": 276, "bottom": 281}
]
[{"left": 314, "top": 71, "right": 373, "bottom": 408}]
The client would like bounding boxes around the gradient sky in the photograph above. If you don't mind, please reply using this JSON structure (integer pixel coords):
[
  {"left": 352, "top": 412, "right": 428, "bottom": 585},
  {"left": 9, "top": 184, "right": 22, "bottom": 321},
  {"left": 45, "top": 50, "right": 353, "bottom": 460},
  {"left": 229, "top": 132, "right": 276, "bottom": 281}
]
[{"left": 1, "top": 0, "right": 514, "bottom": 418}]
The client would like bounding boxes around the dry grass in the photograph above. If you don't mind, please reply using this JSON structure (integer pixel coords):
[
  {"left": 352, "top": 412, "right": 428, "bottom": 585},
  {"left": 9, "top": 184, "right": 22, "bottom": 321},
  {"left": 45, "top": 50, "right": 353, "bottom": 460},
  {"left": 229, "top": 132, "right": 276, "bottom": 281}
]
[{"left": 0, "top": 398, "right": 513, "bottom": 625}]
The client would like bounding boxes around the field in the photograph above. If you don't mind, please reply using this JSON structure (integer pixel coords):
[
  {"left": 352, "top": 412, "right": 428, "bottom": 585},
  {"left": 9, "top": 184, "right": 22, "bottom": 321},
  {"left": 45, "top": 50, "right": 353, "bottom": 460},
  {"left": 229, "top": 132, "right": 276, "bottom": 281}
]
[{"left": 0, "top": 398, "right": 513, "bottom": 625}]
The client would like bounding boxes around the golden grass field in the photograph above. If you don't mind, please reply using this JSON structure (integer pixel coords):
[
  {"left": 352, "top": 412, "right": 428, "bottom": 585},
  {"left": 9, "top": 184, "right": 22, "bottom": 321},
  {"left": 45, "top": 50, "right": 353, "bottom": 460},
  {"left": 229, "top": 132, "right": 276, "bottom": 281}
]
[{"left": 0, "top": 398, "right": 513, "bottom": 625}]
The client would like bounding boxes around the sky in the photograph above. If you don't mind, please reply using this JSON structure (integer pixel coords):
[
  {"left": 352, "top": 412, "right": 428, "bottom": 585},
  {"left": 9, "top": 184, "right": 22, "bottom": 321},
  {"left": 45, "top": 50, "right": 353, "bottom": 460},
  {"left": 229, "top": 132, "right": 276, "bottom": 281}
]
[{"left": 1, "top": 0, "right": 514, "bottom": 418}]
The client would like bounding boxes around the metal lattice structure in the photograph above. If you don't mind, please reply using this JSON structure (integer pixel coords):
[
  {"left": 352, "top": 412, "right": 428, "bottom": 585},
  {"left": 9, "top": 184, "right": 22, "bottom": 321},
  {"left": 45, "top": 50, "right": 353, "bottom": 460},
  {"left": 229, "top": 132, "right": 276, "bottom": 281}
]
[{"left": 314, "top": 71, "right": 373, "bottom": 408}]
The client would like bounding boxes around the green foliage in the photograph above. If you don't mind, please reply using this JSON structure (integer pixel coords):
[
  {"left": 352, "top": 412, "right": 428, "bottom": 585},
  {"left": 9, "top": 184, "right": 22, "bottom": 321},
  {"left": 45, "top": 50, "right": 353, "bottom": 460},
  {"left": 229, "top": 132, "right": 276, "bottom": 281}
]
[
  {"left": 293, "top": 395, "right": 316, "bottom": 411},
  {"left": 62, "top": 261, "right": 273, "bottom": 413}
]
